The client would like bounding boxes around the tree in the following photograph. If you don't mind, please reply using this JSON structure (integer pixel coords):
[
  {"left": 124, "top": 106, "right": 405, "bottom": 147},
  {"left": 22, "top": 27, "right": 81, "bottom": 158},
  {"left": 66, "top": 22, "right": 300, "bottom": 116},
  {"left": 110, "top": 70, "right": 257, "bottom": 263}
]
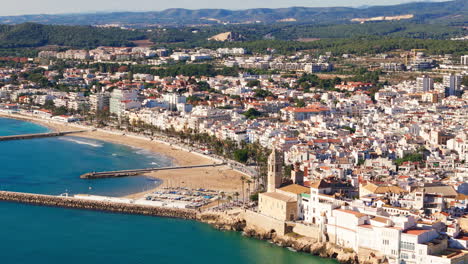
[
  {"left": 53, "top": 106, "right": 68, "bottom": 116},
  {"left": 43, "top": 100, "right": 55, "bottom": 110},
  {"left": 234, "top": 149, "right": 249, "bottom": 163},
  {"left": 246, "top": 80, "right": 261, "bottom": 88},
  {"left": 240, "top": 176, "right": 246, "bottom": 205},
  {"left": 253, "top": 89, "right": 274, "bottom": 98},
  {"left": 197, "top": 81, "right": 212, "bottom": 92},
  {"left": 246, "top": 179, "right": 252, "bottom": 201},
  {"left": 243, "top": 108, "right": 262, "bottom": 120},
  {"left": 395, "top": 153, "right": 424, "bottom": 166},
  {"left": 250, "top": 192, "right": 259, "bottom": 202},
  {"left": 295, "top": 99, "right": 306, "bottom": 107}
]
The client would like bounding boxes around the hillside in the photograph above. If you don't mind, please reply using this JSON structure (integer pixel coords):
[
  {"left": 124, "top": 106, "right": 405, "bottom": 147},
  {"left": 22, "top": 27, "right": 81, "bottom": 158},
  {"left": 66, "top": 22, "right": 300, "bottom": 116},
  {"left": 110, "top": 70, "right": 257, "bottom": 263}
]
[
  {"left": 0, "top": 0, "right": 465, "bottom": 26},
  {"left": 0, "top": 23, "right": 145, "bottom": 48}
]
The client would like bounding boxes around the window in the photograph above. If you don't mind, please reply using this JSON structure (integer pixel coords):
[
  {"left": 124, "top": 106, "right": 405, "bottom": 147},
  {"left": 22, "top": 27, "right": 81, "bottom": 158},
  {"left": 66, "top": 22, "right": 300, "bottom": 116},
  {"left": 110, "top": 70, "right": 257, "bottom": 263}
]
[
  {"left": 400, "top": 241, "right": 415, "bottom": 251},
  {"left": 401, "top": 253, "right": 409, "bottom": 259}
]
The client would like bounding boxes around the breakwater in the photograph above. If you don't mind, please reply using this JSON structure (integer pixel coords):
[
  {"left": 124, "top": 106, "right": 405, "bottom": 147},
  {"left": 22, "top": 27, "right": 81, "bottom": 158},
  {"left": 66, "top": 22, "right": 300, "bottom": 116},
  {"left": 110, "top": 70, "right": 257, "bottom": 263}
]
[
  {"left": 80, "top": 163, "right": 226, "bottom": 179},
  {"left": 0, "top": 130, "right": 88, "bottom": 141},
  {"left": 0, "top": 191, "right": 197, "bottom": 220}
]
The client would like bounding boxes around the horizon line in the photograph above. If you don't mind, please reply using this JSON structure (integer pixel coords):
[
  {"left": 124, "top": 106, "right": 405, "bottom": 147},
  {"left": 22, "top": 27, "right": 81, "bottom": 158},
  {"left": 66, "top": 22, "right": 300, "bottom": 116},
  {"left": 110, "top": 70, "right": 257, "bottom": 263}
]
[{"left": 0, "top": 0, "right": 454, "bottom": 17}]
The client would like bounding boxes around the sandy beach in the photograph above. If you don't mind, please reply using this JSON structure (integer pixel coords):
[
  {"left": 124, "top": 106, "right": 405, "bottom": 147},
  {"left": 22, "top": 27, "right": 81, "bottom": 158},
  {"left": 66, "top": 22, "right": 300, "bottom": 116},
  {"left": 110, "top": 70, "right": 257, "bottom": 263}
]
[{"left": 0, "top": 113, "right": 246, "bottom": 198}]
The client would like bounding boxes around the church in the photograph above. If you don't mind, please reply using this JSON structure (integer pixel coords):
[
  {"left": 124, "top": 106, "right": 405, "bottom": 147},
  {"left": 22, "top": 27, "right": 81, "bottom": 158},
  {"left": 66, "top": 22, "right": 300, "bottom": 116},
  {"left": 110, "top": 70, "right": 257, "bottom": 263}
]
[{"left": 258, "top": 149, "right": 310, "bottom": 221}]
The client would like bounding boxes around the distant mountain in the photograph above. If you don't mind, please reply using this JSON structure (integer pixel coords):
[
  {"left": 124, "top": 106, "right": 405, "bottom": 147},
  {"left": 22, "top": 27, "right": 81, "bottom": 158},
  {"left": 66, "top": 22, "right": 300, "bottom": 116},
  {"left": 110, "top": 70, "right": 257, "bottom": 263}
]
[{"left": 0, "top": 0, "right": 466, "bottom": 26}]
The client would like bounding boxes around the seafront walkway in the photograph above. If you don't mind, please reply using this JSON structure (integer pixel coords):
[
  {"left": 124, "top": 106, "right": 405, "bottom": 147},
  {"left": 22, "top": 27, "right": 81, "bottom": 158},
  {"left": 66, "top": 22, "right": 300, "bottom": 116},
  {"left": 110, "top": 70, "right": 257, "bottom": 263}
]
[
  {"left": 80, "top": 163, "right": 227, "bottom": 179},
  {"left": 1, "top": 110, "right": 257, "bottom": 178},
  {"left": 0, "top": 130, "right": 90, "bottom": 142}
]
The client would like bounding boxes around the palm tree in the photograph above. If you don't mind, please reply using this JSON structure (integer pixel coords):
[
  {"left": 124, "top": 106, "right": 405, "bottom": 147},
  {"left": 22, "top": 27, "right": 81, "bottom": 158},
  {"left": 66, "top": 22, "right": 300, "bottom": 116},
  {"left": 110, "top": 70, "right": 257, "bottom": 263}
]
[
  {"left": 246, "top": 179, "right": 252, "bottom": 201},
  {"left": 234, "top": 192, "right": 240, "bottom": 202},
  {"left": 219, "top": 191, "right": 225, "bottom": 207},
  {"left": 240, "top": 176, "right": 246, "bottom": 204}
]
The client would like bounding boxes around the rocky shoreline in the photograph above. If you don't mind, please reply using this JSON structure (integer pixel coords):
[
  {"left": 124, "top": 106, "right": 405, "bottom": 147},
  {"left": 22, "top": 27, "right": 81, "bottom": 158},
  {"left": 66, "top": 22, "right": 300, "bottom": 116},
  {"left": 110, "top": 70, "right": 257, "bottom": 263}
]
[
  {"left": 0, "top": 190, "right": 384, "bottom": 264},
  {"left": 199, "top": 211, "right": 385, "bottom": 264}
]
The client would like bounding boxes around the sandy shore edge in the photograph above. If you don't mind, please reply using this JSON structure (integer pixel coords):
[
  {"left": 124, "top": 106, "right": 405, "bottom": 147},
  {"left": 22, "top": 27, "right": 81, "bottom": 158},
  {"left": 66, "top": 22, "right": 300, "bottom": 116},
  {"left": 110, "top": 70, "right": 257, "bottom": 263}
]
[{"left": 0, "top": 113, "right": 245, "bottom": 198}]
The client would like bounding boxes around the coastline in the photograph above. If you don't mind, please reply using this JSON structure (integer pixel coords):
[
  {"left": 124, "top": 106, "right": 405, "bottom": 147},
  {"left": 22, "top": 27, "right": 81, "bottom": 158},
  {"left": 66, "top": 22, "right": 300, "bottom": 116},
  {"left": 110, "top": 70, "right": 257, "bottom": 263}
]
[
  {"left": 0, "top": 113, "right": 245, "bottom": 198},
  {"left": 0, "top": 113, "right": 363, "bottom": 264}
]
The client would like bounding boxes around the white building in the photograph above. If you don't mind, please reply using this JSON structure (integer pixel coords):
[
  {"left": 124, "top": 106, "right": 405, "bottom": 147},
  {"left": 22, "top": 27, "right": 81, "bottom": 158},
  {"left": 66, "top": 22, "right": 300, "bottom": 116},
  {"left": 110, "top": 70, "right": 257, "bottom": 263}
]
[
  {"left": 109, "top": 89, "right": 139, "bottom": 116},
  {"left": 416, "top": 75, "right": 434, "bottom": 92},
  {"left": 89, "top": 93, "right": 110, "bottom": 112},
  {"left": 461, "top": 55, "right": 468, "bottom": 66},
  {"left": 443, "top": 74, "right": 462, "bottom": 96}
]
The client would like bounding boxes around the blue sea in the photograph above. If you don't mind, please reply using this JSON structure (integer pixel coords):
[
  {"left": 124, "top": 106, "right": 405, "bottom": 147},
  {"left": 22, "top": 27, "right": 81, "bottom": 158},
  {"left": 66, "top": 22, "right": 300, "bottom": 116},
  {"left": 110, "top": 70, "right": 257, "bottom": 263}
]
[{"left": 0, "top": 117, "right": 337, "bottom": 264}]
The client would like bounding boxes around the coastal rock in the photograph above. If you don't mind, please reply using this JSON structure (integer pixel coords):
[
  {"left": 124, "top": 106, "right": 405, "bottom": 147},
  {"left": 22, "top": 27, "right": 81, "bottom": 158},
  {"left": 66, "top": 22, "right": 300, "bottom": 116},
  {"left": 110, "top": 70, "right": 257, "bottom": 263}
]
[
  {"left": 337, "top": 251, "right": 358, "bottom": 264},
  {"left": 242, "top": 226, "right": 272, "bottom": 240},
  {"left": 310, "top": 241, "right": 325, "bottom": 255},
  {"left": 199, "top": 212, "right": 246, "bottom": 231}
]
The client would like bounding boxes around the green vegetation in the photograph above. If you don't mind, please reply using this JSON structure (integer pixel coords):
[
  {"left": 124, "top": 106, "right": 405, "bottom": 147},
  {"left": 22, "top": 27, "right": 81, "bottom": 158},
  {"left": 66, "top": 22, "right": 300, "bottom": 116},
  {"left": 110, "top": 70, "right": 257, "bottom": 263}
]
[
  {"left": 42, "top": 100, "right": 74, "bottom": 116},
  {"left": 0, "top": 23, "right": 144, "bottom": 49},
  {"left": 243, "top": 108, "right": 262, "bottom": 119},
  {"left": 250, "top": 192, "right": 259, "bottom": 202},
  {"left": 253, "top": 89, "right": 274, "bottom": 98},
  {"left": 296, "top": 73, "right": 342, "bottom": 91},
  {"left": 395, "top": 152, "right": 424, "bottom": 166},
  {"left": 264, "top": 22, "right": 466, "bottom": 40},
  {"left": 0, "top": 21, "right": 465, "bottom": 57},
  {"left": 341, "top": 126, "right": 356, "bottom": 134},
  {"left": 152, "top": 33, "right": 465, "bottom": 55},
  {"left": 1, "top": 0, "right": 465, "bottom": 25},
  {"left": 246, "top": 80, "right": 261, "bottom": 88},
  {"left": 295, "top": 99, "right": 306, "bottom": 107},
  {"left": 233, "top": 149, "right": 249, "bottom": 163},
  {"left": 85, "top": 63, "right": 239, "bottom": 78},
  {"left": 123, "top": 121, "right": 271, "bottom": 187},
  {"left": 350, "top": 69, "right": 381, "bottom": 84}
]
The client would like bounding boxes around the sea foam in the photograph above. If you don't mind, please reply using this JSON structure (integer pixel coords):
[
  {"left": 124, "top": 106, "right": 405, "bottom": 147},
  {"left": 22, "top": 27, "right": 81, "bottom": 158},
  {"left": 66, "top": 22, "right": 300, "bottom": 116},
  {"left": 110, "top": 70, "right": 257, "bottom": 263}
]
[{"left": 61, "top": 137, "right": 103, "bottom": 148}]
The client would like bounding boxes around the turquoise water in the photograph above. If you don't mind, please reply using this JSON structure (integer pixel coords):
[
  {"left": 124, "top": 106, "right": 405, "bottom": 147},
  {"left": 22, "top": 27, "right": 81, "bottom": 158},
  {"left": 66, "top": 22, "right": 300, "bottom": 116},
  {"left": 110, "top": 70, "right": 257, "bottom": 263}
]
[
  {"left": 0, "top": 118, "right": 172, "bottom": 196},
  {"left": 0, "top": 117, "right": 337, "bottom": 264}
]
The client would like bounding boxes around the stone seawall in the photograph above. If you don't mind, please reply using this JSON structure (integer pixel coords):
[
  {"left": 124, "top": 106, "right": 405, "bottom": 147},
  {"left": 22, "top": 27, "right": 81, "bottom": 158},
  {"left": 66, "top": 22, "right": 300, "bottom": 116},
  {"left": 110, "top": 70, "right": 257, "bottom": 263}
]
[
  {"left": 200, "top": 211, "right": 386, "bottom": 264},
  {"left": 0, "top": 191, "right": 198, "bottom": 220}
]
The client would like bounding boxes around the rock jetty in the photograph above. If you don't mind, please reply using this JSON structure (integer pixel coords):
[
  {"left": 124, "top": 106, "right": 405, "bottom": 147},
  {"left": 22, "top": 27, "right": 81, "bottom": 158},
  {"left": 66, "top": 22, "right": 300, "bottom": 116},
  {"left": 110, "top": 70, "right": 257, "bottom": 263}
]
[{"left": 0, "top": 191, "right": 197, "bottom": 220}]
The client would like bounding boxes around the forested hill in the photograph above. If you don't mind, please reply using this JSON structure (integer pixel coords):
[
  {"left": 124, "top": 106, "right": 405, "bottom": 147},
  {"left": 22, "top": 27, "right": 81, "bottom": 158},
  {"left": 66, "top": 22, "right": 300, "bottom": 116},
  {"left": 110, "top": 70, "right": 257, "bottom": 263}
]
[
  {"left": 0, "top": 0, "right": 466, "bottom": 26},
  {"left": 0, "top": 23, "right": 145, "bottom": 48}
]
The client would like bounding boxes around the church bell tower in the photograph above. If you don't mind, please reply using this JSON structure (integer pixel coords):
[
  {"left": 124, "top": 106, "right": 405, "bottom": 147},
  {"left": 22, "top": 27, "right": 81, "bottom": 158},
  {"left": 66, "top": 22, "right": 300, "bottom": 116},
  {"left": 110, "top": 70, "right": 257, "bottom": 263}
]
[{"left": 267, "top": 149, "right": 283, "bottom": 192}]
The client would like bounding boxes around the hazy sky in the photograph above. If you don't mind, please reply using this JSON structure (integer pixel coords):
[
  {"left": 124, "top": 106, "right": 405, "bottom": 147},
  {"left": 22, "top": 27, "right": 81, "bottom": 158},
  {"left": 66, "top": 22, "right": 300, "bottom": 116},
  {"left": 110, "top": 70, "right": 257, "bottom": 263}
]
[{"left": 1, "top": 0, "right": 447, "bottom": 16}]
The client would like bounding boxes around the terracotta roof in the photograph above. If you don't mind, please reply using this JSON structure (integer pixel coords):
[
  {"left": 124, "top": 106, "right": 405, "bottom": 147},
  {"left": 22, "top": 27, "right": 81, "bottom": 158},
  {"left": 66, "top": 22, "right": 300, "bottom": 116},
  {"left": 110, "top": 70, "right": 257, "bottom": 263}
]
[
  {"left": 336, "top": 209, "right": 367, "bottom": 218},
  {"left": 282, "top": 105, "right": 330, "bottom": 113},
  {"left": 310, "top": 179, "right": 331, "bottom": 189},
  {"left": 414, "top": 185, "right": 458, "bottom": 197},
  {"left": 361, "top": 182, "right": 407, "bottom": 194},
  {"left": 371, "top": 216, "right": 389, "bottom": 224},
  {"left": 279, "top": 184, "right": 310, "bottom": 195},
  {"left": 403, "top": 229, "right": 430, "bottom": 235}
]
